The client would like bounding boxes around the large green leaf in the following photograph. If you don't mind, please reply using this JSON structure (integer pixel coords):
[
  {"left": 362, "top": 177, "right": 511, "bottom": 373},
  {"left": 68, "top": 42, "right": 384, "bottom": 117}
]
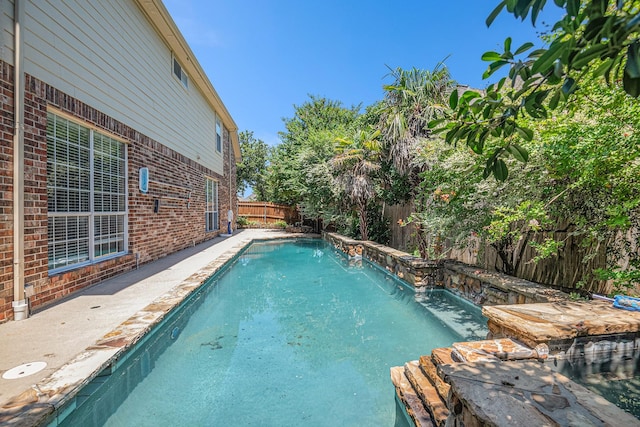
[
  {"left": 483, "top": 60, "right": 510, "bottom": 79},
  {"left": 504, "top": 37, "right": 512, "bottom": 53},
  {"left": 514, "top": 42, "right": 535, "bottom": 55},
  {"left": 449, "top": 90, "right": 459, "bottom": 109},
  {"left": 623, "top": 71, "right": 640, "bottom": 97},
  {"left": 493, "top": 159, "right": 509, "bottom": 181},
  {"left": 486, "top": 1, "right": 508, "bottom": 26},
  {"left": 548, "top": 88, "right": 561, "bottom": 109},
  {"left": 508, "top": 142, "right": 530, "bottom": 162},
  {"left": 515, "top": 126, "right": 534, "bottom": 142},
  {"left": 625, "top": 40, "right": 640, "bottom": 79},
  {"left": 427, "top": 118, "right": 446, "bottom": 129},
  {"left": 462, "top": 91, "right": 482, "bottom": 102},
  {"left": 531, "top": 41, "right": 566, "bottom": 74},
  {"left": 481, "top": 51, "right": 503, "bottom": 61}
]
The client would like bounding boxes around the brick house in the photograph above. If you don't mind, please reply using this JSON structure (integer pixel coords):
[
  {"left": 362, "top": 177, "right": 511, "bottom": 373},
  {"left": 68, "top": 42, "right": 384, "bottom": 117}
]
[{"left": 0, "top": 0, "right": 240, "bottom": 321}]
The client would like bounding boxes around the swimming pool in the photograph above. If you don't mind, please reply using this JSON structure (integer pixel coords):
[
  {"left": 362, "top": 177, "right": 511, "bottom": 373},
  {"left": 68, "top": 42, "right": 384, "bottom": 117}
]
[{"left": 54, "top": 239, "right": 487, "bottom": 426}]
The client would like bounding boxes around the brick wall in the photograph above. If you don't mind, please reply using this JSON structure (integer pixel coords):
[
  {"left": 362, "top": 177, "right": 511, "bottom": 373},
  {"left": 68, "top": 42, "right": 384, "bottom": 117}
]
[
  {"left": 0, "top": 62, "right": 14, "bottom": 322},
  {"left": 220, "top": 127, "right": 238, "bottom": 231},
  {"left": 0, "top": 62, "right": 238, "bottom": 320}
]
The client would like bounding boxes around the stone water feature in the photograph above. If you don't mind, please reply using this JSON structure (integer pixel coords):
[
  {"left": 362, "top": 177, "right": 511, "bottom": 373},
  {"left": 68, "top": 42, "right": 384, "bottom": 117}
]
[
  {"left": 391, "top": 303, "right": 640, "bottom": 426},
  {"left": 323, "top": 233, "right": 640, "bottom": 426}
]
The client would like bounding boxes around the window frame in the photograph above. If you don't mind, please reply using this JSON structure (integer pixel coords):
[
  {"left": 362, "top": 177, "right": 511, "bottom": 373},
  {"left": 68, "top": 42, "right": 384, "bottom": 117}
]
[
  {"left": 215, "top": 117, "right": 222, "bottom": 153},
  {"left": 205, "top": 178, "right": 219, "bottom": 232},
  {"left": 47, "top": 111, "right": 128, "bottom": 274},
  {"left": 173, "top": 56, "right": 189, "bottom": 89}
]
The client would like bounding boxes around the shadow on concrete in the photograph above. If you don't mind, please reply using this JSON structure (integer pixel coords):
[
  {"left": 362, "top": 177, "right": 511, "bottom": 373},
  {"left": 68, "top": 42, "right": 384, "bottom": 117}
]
[{"left": 35, "top": 230, "right": 248, "bottom": 311}]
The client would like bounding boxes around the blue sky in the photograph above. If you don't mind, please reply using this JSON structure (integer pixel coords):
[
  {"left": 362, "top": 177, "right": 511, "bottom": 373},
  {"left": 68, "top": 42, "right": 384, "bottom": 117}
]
[{"left": 164, "top": 1, "right": 563, "bottom": 147}]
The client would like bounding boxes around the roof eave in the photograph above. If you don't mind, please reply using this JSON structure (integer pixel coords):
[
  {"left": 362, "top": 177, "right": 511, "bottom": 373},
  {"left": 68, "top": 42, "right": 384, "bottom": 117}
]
[{"left": 134, "top": 0, "right": 241, "bottom": 161}]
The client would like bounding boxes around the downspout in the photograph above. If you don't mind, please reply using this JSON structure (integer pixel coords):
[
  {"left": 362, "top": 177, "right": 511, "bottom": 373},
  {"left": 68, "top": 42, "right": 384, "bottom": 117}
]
[
  {"left": 12, "top": 0, "right": 27, "bottom": 320},
  {"left": 229, "top": 130, "right": 233, "bottom": 230}
]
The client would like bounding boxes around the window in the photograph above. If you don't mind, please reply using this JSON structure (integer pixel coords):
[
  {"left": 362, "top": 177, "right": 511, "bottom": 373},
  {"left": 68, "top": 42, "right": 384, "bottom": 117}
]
[
  {"left": 47, "top": 112, "right": 127, "bottom": 272},
  {"left": 205, "top": 178, "right": 219, "bottom": 231},
  {"left": 215, "top": 118, "right": 222, "bottom": 153},
  {"left": 173, "top": 57, "right": 188, "bottom": 88}
]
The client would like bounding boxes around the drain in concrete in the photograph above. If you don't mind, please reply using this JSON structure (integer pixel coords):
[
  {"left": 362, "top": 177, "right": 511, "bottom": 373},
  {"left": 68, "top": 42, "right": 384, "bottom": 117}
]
[{"left": 2, "top": 361, "right": 47, "bottom": 379}]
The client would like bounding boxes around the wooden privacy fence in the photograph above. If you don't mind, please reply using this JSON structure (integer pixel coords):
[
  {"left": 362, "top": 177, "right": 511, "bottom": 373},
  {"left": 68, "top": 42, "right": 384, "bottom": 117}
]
[
  {"left": 385, "top": 202, "right": 640, "bottom": 295},
  {"left": 238, "top": 201, "right": 300, "bottom": 224}
]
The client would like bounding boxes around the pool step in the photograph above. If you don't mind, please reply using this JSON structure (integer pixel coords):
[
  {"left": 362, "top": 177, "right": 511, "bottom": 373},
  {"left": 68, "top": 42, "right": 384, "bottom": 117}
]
[
  {"left": 430, "top": 346, "right": 458, "bottom": 365},
  {"left": 391, "top": 338, "right": 539, "bottom": 427},
  {"left": 404, "top": 361, "right": 449, "bottom": 427},
  {"left": 390, "top": 366, "right": 435, "bottom": 427},
  {"left": 418, "top": 355, "right": 450, "bottom": 400},
  {"left": 451, "top": 338, "right": 546, "bottom": 363},
  {"left": 392, "top": 341, "right": 547, "bottom": 426}
]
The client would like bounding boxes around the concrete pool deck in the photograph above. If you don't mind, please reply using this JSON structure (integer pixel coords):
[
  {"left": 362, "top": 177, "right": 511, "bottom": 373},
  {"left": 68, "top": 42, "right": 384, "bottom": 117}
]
[{"left": 0, "top": 229, "right": 309, "bottom": 426}]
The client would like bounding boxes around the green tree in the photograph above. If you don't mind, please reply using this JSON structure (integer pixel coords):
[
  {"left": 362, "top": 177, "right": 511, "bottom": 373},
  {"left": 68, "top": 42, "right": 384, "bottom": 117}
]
[
  {"left": 434, "top": 0, "right": 640, "bottom": 180},
  {"left": 267, "top": 96, "right": 360, "bottom": 213},
  {"left": 332, "top": 127, "right": 383, "bottom": 241},
  {"left": 417, "top": 75, "right": 640, "bottom": 292},
  {"left": 236, "top": 131, "right": 270, "bottom": 200}
]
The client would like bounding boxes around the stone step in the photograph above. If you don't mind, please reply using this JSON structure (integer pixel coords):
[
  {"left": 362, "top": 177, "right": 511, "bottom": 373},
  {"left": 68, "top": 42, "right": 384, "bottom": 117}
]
[
  {"left": 431, "top": 347, "right": 458, "bottom": 365},
  {"left": 439, "top": 360, "right": 640, "bottom": 427},
  {"left": 390, "top": 366, "right": 435, "bottom": 427},
  {"left": 405, "top": 361, "right": 449, "bottom": 427},
  {"left": 451, "top": 338, "right": 539, "bottom": 363},
  {"left": 419, "top": 355, "right": 451, "bottom": 400}
]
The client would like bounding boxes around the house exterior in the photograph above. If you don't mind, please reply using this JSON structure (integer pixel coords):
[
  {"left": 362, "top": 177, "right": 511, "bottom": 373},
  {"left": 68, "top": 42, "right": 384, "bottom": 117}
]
[{"left": 0, "top": 0, "right": 240, "bottom": 321}]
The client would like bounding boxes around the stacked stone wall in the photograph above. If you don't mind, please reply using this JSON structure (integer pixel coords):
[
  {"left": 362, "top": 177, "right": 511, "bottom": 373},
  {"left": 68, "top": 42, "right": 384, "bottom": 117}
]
[
  {"left": 442, "top": 261, "right": 568, "bottom": 306},
  {"left": 323, "top": 233, "right": 438, "bottom": 288},
  {"left": 323, "top": 233, "right": 569, "bottom": 306}
]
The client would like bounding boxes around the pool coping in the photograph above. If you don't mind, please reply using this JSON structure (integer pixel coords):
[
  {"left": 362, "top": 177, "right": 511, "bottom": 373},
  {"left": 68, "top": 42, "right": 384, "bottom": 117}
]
[{"left": 0, "top": 231, "right": 319, "bottom": 427}]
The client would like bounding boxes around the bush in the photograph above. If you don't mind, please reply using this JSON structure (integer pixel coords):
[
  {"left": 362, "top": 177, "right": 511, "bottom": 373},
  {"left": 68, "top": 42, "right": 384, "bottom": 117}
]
[
  {"left": 274, "top": 220, "right": 287, "bottom": 229},
  {"left": 236, "top": 216, "right": 249, "bottom": 227}
]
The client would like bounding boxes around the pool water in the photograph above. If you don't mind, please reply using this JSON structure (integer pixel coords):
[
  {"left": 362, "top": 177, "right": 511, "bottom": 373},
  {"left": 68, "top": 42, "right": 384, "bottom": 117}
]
[
  {"left": 559, "top": 353, "right": 640, "bottom": 419},
  {"left": 57, "top": 239, "right": 487, "bottom": 426}
]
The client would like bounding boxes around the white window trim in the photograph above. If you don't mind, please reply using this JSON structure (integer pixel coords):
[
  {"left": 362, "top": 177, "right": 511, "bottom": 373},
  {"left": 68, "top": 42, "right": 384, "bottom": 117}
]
[
  {"left": 215, "top": 116, "right": 222, "bottom": 154},
  {"left": 47, "top": 113, "right": 129, "bottom": 274},
  {"left": 205, "top": 178, "right": 219, "bottom": 232},
  {"left": 173, "top": 55, "right": 189, "bottom": 89}
]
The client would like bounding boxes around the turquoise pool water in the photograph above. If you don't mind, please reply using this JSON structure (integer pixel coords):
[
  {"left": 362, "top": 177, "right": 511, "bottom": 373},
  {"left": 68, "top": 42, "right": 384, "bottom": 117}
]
[{"left": 57, "top": 239, "right": 487, "bottom": 426}]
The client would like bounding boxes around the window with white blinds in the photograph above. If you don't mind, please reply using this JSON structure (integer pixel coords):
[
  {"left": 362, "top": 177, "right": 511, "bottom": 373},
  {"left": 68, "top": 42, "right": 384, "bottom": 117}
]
[
  {"left": 205, "top": 178, "right": 219, "bottom": 231},
  {"left": 47, "top": 112, "right": 127, "bottom": 272}
]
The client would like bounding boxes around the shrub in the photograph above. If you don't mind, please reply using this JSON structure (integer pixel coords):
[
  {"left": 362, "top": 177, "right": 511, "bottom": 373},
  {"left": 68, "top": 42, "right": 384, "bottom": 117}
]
[{"left": 236, "top": 216, "right": 249, "bottom": 227}]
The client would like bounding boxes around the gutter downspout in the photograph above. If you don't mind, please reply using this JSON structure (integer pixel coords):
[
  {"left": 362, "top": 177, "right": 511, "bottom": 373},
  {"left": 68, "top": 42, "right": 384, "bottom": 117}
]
[
  {"left": 229, "top": 130, "right": 233, "bottom": 231},
  {"left": 12, "top": 0, "right": 27, "bottom": 320}
]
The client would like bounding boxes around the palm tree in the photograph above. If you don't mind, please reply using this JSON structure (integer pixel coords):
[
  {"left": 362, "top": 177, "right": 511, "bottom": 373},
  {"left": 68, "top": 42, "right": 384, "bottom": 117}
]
[
  {"left": 377, "top": 64, "right": 455, "bottom": 256},
  {"left": 331, "top": 127, "right": 382, "bottom": 241},
  {"left": 380, "top": 64, "right": 454, "bottom": 177}
]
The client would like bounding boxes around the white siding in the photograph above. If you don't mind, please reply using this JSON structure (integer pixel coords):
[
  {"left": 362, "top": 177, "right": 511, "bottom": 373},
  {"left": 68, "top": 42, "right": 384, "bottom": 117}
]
[
  {"left": 1, "top": 0, "right": 14, "bottom": 65},
  {"left": 22, "top": 0, "right": 223, "bottom": 174}
]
